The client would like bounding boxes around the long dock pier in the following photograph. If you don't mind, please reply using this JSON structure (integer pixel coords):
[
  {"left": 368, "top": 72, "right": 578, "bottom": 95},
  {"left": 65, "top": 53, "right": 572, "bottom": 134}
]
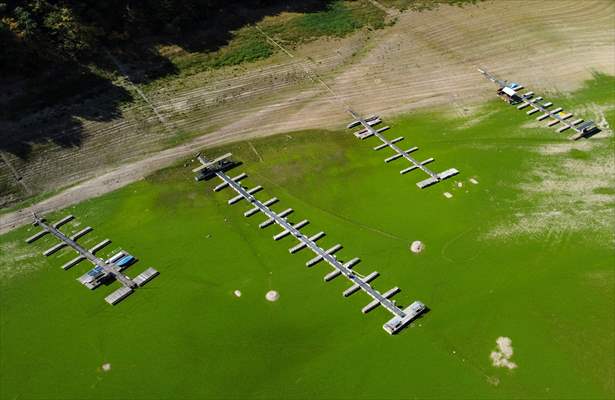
[
  {"left": 478, "top": 68, "right": 600, "bottom": 140},
  {"left": 195, "top": 153, "right": 426, "bottom": 334},
  {"left": 346, "top": 109, "right": 459, "bottom": 188}
]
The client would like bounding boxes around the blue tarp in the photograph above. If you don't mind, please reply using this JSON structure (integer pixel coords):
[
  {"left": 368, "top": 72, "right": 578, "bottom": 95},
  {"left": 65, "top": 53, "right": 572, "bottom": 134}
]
[
  {"left": 87, "top": 266, "right": 104, "bottom": 277},
  {"left": 116, "top": 255, "right": 135, "bottom": 267}
]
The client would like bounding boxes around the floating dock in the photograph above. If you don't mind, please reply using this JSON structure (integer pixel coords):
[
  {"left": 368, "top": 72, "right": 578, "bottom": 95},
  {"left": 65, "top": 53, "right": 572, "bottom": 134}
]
[
  {"left": 194, "top": 153, "right": 427, "bottom": 334},
  {"left": 26, "top": 213, "right": 159, "bottom": 305},
  {"left": 346, "top": 109, "right": 459, "bottom": 188},
  {"left": 133, "top": 267, "right": 160, "bottom": 287},
  {"left": 478, "top": 68, "right": 600, "bottom": 140},
  {"left": 26, "top": 229, "right": 48, "bottom": 243},
  {"left": 89, "top": 239, "right": 111, "bottom": 254},
  {"left": 62, "top": 255, "right": 85, "bottom": 271},
  {"left": 52, "top": 215, "right": 74, "bottom": 228},
  {"left": 105, "top": 286, "right": 133, "bottom": 305}
]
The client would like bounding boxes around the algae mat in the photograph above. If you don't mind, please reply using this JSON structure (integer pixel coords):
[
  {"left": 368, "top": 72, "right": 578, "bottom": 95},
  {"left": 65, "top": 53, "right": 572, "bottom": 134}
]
[{"left": 1, "top": 75, "right": 613, "bottom": 399}]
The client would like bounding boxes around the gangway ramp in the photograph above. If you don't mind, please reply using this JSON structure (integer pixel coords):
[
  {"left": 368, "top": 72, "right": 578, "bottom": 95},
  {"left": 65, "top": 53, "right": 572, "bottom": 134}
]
[
  {"left": 346, "top": 110, "right": 458, "bottom": 188},
  {"left": 194, "top": 154, "right": 427, "bottom": 334}
]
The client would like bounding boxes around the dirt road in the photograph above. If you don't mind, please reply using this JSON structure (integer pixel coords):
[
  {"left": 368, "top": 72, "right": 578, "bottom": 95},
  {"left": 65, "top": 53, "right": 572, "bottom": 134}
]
[{"left": 2, "top": 0, "right": 613, "bottom": 234}]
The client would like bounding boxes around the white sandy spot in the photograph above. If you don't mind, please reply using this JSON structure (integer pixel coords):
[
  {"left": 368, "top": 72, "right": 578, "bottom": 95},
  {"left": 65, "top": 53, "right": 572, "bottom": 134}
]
[
  {"left": 444, "top": 192, "right": 453, "bottom": 198},
  {"left": 101, "top": 363, "right": 111, "bottom": 372},
  {"left": 490, "top": 337, "right": 517, "bottom": 369},
  {"left": 265, "top": 290, "right": 279, "bottom": 302},
  {"left": 470, "top": 178, "right": 479, "bottom": 185},
  {"left": 457, "top": 182, "right": 463, "bottom": 188},
  {"left": 234, "top": 290, "right": 242, "bottom": 297}
]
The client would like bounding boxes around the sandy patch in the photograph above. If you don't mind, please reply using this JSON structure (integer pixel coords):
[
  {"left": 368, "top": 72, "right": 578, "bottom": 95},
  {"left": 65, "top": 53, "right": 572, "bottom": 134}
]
[
  {"left": 444, "top": 192, "right": 453, "bottom": 198},
  {"left": 234, "top": 290, "right": 242, "bottom": 297},
  {"left": 457, "top": 110, "right": 498, "bottom": 130},
  {"left": 0, "top": 241, "right": 46, "bottom": 281},
  {"left": 487, "top": 151, "right": 614, "bottom": 240},
  {"left": 490, "top": 336, "right": 518, "bottom": 370},
  {"left": 536, "top": 140, "right": 595, "bottom": 156}
]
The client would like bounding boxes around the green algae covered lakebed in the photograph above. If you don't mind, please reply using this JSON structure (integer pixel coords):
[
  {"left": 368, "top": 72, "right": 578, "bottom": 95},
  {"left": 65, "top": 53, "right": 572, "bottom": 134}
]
[{"left": 1, "top": 75, "right": 613, "bottom": 399}]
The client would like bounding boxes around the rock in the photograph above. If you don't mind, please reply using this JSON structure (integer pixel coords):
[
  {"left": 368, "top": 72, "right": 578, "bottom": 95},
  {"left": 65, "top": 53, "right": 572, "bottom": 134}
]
[
  {"left": 265, "top": 290, "right": 279, "bottom": 302},
  {"left": 410, "top": 241, "right": 424, "bottom": 253}
]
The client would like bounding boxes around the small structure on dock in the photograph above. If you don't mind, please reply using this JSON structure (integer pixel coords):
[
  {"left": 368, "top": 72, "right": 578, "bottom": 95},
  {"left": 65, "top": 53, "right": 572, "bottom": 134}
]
[
  {"left": 25, "top": 213, "right": 159, "bottom": 305},
  {"left": 478, "top": 68, "right": 601, "bottom": 140}
]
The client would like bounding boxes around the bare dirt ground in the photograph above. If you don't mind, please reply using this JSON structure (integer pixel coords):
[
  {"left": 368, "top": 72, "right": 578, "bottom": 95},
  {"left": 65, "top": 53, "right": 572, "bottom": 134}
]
[{"left": 1, "top": 0, "right": 614, "bottom": 234}]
